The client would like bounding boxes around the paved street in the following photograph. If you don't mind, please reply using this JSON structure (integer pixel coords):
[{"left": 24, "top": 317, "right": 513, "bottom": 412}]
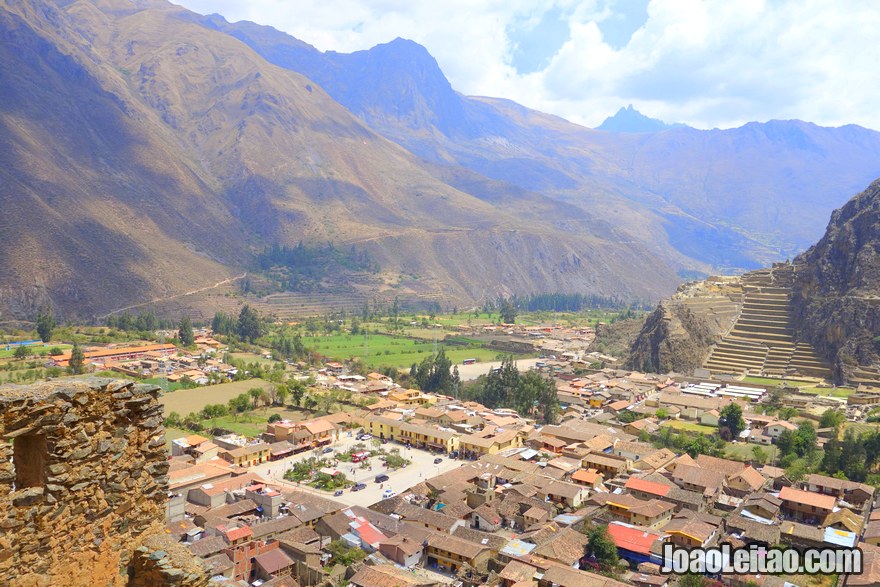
[{"left": 249, "top": 433, "right": 465, "bottom": 508}]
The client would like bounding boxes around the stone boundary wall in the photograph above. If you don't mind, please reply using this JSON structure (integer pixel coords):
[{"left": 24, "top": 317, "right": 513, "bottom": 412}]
[{"left": 0, "top": 378, "right": 196, "bottom": 586}]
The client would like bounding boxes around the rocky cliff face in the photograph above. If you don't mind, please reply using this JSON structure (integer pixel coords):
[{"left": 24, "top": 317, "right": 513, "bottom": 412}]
[
  {"left": 791, "top": 179, "right": 880, "bottom": 384},
  {"left": 627, "top": 278, "right": 739, "bottom": 374}
]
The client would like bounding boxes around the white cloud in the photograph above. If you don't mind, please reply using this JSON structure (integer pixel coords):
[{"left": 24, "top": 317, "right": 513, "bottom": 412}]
[{"left": 173, "top": 0, "right": 880, "bottom": 130}]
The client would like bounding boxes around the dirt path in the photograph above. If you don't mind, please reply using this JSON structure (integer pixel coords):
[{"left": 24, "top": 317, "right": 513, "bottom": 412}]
[{"left": 98, "top": 272, "right": 246, "bottom": 319}]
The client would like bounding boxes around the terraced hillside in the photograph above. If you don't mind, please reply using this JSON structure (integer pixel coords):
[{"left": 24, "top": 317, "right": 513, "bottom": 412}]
[
  {"left": 630, "top": 263, "right": 832, "bottom": 379},
  {"left": 703, "top": 265, "right": 831, "bottom": 378}
]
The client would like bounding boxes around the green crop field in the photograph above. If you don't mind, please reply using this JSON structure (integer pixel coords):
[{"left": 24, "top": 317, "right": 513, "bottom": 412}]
[
  {"left": 740, "top": 376, "right": 813, "bottom": 387},
  {"left": 302, "top": 333, "right": 524, "bottom": 369},
  {"left": 660, "top": 420, "right": 717, "bottom": 435}
]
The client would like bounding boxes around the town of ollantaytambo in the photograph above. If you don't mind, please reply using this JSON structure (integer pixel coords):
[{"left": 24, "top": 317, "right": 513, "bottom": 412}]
[{"left": 2, "top": 2, "right": 880, "bottom": 587}]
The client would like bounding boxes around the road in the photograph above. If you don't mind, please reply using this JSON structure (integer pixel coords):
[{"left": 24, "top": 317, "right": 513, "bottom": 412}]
[
  {"left": 98, "top": 272, "right": 246, "bottom": 319},
  {"left": 455, "top": 357, "right": 543, "bottom": 381},
  {"left": 250, "top": 433, "right": 465, "bottom": 508}
]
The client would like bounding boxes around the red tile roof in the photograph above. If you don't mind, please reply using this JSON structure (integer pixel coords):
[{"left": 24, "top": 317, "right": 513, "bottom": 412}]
[
  {"left": 225, "top": 526, "right": 253, "bottom": 542},
  {"left": 779, "top": 486, "right": 836, "bottom": 510},
  {"left": 625, "top": 477, "right": 671, "bottom": 497},
  {"left": 606, "top": 523, "right": 664, "bottom": 556}
]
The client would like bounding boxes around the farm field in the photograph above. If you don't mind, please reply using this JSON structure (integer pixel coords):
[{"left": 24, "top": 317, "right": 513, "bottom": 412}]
[
  {"left": 660, "top": 420, "right": 717, "bottom": 435},
  {"left": 724, "top": 441, "right": 778, "bottom": 463},
  {"left": 160, "top": 378, "right": 275, "bottom": 416},
  {"left": 740, "top": 376, "right": 813, "bottom": 387},
  {"left": 302, "top": 333, "right": 524, "bottom": 369}
]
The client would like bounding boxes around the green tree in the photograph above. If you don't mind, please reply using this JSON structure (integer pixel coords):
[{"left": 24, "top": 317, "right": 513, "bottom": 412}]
[
  {"left": 178, "top": 315, "right": 195, "bottom": 347},
  {"left": 13, "top": 345, "right": 30, "bottom": 360},
  {"left": 237, "top": 304, "right": 262, "bottom": 343},
  {"left": 303, "top": 394, "right": 318, "bottom": 411},
  {"left": 268, "top": 413, "right": 282, "bottom": 423},
  {"left": 228, "top": 393, "right": 250, "bottom": 419},
  {"left": 821, "top": 436, "right": 841, "bottom": 475},
  {"left": 276, "top": 385, "right": 289, "bottom": 406},
  {"left": 290, "top": 380, "right": 305, "bottom": 407},
  {"left": 793, "top": 421, "right": 818, "bottom": 457},
  {"left": 718, "top": 403, "right": 746, "bottom": 438},
  {"left": 751, "top": 446, "right": 768, "bottom": 464},
  {"left": 584, "top": 525, "right": 619, "bottom": 571},
  {"left": 36, "top": 308, "right": 55, "bottom": 343},
  {"left": 68, "top": 342, "right": 85, "bottom": 375},
  {"left": 499, "top": 298, "right": 517, "bottom": 324},
  {"left": 164, "top": 411, "right": 181, "bottom": 428},
  {"left": 248, "top": 387, "right": 263, "bottom": 409},
  {"left": 655, "top": 408, "right": 668, "bottom": 420},
  {"left": 325, "top": 540, "right": 367, "bottom": 566},
  {"left": 819, "top": 408, "right": 845, "bottom": 430}
]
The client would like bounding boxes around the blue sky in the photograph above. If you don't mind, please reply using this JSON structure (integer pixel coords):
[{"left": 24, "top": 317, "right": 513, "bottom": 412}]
[{"left": 174, "top": 0, "right": 880, "bottom": 130}]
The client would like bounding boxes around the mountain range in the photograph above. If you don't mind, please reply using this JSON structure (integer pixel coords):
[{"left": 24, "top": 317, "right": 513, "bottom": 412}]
[{"left": 1, "top": 0, "right": 880, "bottom": 320}]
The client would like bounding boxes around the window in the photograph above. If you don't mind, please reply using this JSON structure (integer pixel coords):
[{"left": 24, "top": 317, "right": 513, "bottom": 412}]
[{"left": 13, "top": 434, "right": 47, "bottom": 489}]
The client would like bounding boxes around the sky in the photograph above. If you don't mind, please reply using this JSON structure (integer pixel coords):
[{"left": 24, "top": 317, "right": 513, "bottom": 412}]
[{"left": 174, "top": 0, "right": 880, "bottom": 130}]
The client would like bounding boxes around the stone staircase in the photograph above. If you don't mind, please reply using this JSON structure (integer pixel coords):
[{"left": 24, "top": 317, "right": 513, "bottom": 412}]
[{"left": 703, "top": 265, "right": 832, "bottom": 379}]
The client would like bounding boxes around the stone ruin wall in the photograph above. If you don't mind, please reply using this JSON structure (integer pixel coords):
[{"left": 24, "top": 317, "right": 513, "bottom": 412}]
[{"left": 0, "top": 378, "right": 207, "bottom": 587}]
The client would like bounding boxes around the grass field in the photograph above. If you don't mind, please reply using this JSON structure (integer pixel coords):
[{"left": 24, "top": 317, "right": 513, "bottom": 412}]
[
  {"left": 160, "top": 378, "right": 274, "bottom": 417},
  {"left": 741, "top": 376, "right": 813, "bottom": 387},
  {"left": 660, "top": 420, "right": 717, "bottom": 435},
  {"left": 724, "top": 442, "right": 778, "bottom": 463},
  {"left": 0, "top": 343, "right": 71, "bottom": 359},
  {"left": 302, "top": 333, "right": 520, "bottom": 369},
  {"left": 794, "top": 386, "right": 855, "bottom": 398},
  {"left": 229, "top": 352, "right": 277, "bottom": 366}
]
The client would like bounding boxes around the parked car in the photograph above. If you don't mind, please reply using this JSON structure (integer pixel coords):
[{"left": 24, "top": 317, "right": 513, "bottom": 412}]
[
  {"left": 433, "top": 457, "right": 443, "bottom": 464},
  {"left": 374, "top": 473, "right": 389, "bottom": 483},
  {"left": 382, "top": 489, "right": 396, "bottom": 499},
  {"left": 322, "top": 447, "right": 334, "bottom": 453},
  {"left": 333, "top": 489, "right": 344, "bottom": 496},
  {"left": 351, "top": 483, "right": 367, "bottom": 492},
  {"left": 359, "top": 434, "right": 372, "bottom": 441}
]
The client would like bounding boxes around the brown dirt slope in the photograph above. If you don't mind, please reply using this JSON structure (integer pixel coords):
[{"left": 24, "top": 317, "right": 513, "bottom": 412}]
[{"left": 0, "top": 0, "right": 679, "bottom": 321}]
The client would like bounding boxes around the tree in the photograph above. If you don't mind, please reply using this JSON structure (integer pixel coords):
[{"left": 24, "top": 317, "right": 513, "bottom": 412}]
[
  {"left": 164, "top": 411, "right": 181, "bottom": 428},
  {"left": 68, "top": 342, "right": 85, "bottom": 375},
  {"left": 13, "top": 345, "right": 30, "bottom": 360},
  {"left": 276, "top": 385, "right": 289, "bottom": 406},
  {"left": 303, "top": 394, "right": 318, "bottom": 411},
  {"left": 290, "top": 380, "right": 305, "bottom": 407},
  {"left": 268, "top": 413, "right": 282, "bottom": 423},
  {"left": 36, "top": 308, "right": 55, "bottom": 343},
  {"left": 792, "top": 421, "right": 818, "bottom": 458},
  {"left": 583, "top": 525, "right": 619, "bottom": 571},
  {"left": 655, "top": 408, "right": 668, "bottom": 420},
  {"left": 228, "top": 393, "right": 250, "bottom": 419},
  {"left": 751, "top": 446, "right": 768, "bottom": 464},
  {"left": 325, "top": 539, "right": 367, "bottom": 566},
  {"left": 819, "top": 408, "right": 845, "bottom": 430},
  {"left": 499, "top": 298, "right": 517, "bottom": 324},
  {"left": 718, "top": 403, "right": 746, "bottom": 438},
  {"left": 178, "top": 315, "right": 195, "bottom": 347},
  {"left": 248, "top": 387, "right": 263, "bottom": 409},
  {"left": 237, "top": 305, "right": 262, "bottom": 343}
]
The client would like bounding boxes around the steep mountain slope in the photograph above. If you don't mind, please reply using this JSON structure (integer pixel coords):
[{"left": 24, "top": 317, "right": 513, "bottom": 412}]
[
  {"left": 791, "top": 179, "right": 880, "bottom": 383},
  {"left": 0, "top": 0, "right": 246, "bottom": 319},
  {"left": 211, "top": 17, "right": 880, "bottom": 272},
  {"left": 630, "top": 177, "right": 880, "bottom": 385},
  {"left": 0, "top": 0, "right": 678, "bottom": 320}
]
